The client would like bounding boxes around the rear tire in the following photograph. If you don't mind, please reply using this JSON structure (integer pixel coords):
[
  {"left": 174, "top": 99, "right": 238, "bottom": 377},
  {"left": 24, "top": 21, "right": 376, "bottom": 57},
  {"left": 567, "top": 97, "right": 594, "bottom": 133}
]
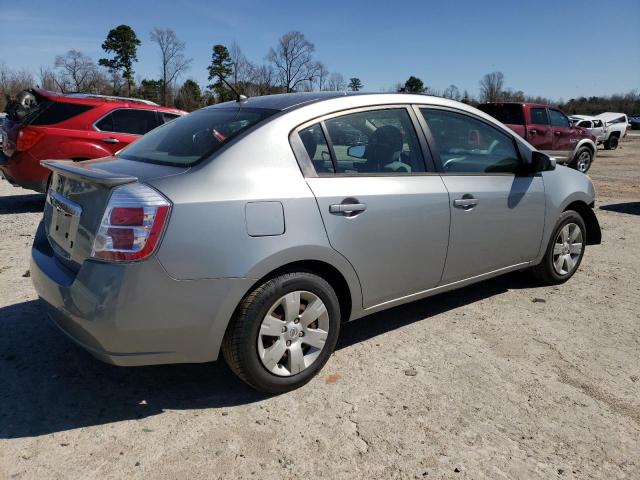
[
  {"left": 222, "top": 272, "right": 341, "bottom": 394},
  {"left": 531, "top": 210, "right": 586, "bottom": 285},
  {"left": 604, "top": 135, "right": 619, "bottom": 150}
]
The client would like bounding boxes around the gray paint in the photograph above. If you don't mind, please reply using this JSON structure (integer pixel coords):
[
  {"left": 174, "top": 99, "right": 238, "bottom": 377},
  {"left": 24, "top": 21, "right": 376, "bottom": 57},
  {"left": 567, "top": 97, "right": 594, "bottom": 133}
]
[{"left": 33, "top": 93, "right": 600, "bottom": 365}]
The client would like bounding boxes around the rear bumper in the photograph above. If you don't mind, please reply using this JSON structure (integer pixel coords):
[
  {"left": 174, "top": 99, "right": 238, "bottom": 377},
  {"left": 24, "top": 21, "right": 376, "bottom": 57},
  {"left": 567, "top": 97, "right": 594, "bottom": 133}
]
[
  {"left": 30, "top": 222, "right": 253, "bottom": 366},
  {"left": 0, "top": 150, "right": 49, "bottom": 192}
]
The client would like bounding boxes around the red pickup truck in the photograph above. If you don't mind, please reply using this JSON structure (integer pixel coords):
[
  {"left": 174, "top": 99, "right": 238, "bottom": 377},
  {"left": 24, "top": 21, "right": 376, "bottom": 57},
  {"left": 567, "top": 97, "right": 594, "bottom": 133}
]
[{"left": 478, "top": 103, "right": 597, "bottom": 173}]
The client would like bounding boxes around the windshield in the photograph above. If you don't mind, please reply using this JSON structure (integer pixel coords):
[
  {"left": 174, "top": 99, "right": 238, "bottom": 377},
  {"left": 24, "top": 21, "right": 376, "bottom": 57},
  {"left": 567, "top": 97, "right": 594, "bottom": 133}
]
[{"left": 118, "top": 107, "right": 278, "bottom": 166}]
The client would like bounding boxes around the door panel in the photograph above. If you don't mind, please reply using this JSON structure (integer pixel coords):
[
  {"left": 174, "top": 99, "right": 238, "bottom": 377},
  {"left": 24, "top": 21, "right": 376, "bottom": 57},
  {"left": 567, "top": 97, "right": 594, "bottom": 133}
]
[
  {"left": 549, "top": 109, "right": 573, "bottom": 159},
  {"left": 439, "top": 175, "right": 545, "bottom": 283},
  {"left": 527, "top": 107, "right": 553, "bottom": 151},
  {"left": 307, "top": 176, "right": 450, "bottom": 308}
]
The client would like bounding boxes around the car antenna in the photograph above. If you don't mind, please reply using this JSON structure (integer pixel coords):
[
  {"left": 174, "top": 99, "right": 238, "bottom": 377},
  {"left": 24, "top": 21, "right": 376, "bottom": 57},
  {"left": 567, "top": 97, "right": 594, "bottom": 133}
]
[{"left": 217, "top": 73, "right": 247, "bottom": 103}]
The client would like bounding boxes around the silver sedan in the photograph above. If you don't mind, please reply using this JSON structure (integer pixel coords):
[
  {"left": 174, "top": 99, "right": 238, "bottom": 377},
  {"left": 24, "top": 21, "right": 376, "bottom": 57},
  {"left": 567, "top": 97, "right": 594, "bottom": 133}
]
[{"left": 31, "top": 93, "right": 601, "bottom": 393}]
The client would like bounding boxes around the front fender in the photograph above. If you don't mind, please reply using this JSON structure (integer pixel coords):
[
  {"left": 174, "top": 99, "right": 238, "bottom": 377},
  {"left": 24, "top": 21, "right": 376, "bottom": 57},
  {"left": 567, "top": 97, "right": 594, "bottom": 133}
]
[{"left": 571, "top": 139, "right": 597, "bottom": 163}]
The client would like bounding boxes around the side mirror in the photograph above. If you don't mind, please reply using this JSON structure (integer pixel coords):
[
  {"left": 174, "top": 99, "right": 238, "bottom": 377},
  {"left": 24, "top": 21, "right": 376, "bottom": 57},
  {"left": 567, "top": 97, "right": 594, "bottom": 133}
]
[
  {"left": 531, "top": 151, "right": 556, "bottom": 172},
  {"left": 347, "top": 144, "right": 365, "bottom": 159}
]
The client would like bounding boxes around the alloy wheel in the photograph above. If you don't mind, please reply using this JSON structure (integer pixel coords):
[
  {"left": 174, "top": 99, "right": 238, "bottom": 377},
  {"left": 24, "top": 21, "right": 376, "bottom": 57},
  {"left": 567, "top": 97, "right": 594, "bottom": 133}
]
[
  {"left": 576, "top": 151, "right": 591, "bottom": 173},
  {"left": 552, "top": 222, "right": 583, "bottom": 276},
  {"left": 257, "top": 291, "right": 330, "bottom": 376}
]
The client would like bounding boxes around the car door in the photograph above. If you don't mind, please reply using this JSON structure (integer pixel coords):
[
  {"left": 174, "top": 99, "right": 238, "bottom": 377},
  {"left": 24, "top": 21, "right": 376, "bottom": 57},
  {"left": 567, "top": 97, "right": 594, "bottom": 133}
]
[
  {"left": 297, "top": 107, "right": 451, "bottom": 308},
  {"left": 527, "top": 107, "right": 553, "bottom": 152},
  {"left": 549, "top": 109, "right": 574, "bottom": 161},
  {"left": 93, "top": 108, "right": 161, "bottom": 154},
  {"left": 591, "top": 120, "right": 605, "bottom": 142},
  {"left": 417, "top": 107, "right": 545, "bottom": 284}
]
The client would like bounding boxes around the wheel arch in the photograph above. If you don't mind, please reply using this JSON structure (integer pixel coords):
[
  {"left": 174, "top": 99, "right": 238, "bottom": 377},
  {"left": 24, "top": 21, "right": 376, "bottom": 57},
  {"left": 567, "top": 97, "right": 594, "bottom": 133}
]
[
  {"left": 246, "top": 259, "right": 355, "bottom": 324},
  {"left": 564, "top": 200, "right": 601, "bottom": 245}
]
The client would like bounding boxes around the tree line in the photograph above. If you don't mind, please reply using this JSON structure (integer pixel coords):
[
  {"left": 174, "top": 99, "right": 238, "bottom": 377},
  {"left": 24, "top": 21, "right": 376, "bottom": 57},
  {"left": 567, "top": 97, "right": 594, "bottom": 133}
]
[{"left": 1, "top": 25, "right": 638, "bottom": 115}]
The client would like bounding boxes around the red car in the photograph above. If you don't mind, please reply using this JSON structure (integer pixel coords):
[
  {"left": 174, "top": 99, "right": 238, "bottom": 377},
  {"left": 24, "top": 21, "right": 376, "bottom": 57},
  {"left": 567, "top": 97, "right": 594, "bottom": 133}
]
[{"left": 1, "top": 89, "right": 185, "bottom": 192}]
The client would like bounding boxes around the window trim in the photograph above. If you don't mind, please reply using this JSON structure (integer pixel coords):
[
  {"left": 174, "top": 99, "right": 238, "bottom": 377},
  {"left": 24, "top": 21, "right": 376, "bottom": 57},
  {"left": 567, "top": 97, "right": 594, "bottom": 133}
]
[
  {"left": 92, "top": 107, "right": 161, "bottom": 136},
  {"left": 413, "top": 104, "right": 527, "bottom": 176},
  {"left": 530, "top": 107, "right": 550, "bottom": 126},
  {"left": 548, "top": 108, "right": 571, "bottom": 129},
  {"left": 290, "top": 104, "right": 436, "bottom": 178}
]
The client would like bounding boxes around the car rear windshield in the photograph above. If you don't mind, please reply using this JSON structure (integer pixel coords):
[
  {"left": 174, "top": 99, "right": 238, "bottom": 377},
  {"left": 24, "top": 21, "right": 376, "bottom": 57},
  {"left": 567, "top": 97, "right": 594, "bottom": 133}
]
[
  {"left": 26, "top": 101, "right": 94, "bottom": 125},
  {"left": 477, "top": 104, "right": 525, "bottom": 126},
  {"left": 118, "top": 107, "right": 278, "bottom": 166}
]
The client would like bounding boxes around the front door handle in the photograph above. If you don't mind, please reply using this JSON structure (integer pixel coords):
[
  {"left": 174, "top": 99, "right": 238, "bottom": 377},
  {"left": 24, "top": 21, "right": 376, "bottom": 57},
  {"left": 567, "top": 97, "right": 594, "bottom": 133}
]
[
  {"left": 453, "top": 197, "right": 479, "bottom": 210},
  {"left": 329, "top": 203, "right": 367, "bottom": 215},
  {"left": 102, "top": 137, "right": 120, "bottom": 144}
]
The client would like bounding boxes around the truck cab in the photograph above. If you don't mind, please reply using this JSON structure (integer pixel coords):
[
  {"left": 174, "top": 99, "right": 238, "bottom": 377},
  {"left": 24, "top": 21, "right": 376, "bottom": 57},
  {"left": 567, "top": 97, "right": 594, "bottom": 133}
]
[{"left": 478, "top": 102, "right": 597, "bottom": 173}]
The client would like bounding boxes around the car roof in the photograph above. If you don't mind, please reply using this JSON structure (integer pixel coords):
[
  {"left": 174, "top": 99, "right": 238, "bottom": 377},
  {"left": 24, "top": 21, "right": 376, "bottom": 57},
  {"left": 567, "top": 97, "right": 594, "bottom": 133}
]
[
  {"left": 32, "top": 88, "right": 185, "bottom": 114},
  {"left": 207, "top": 91, "right": 372, "bottom": 111},
  {"left": 595, "top": 112, "right": 627, "bottom": 121}
]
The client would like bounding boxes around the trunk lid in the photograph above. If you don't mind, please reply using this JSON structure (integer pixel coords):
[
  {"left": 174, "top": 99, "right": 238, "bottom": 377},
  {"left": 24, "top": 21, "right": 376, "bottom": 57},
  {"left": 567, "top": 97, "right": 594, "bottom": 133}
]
[{"left": 42, "top": 157, "right": 186, "bottom": 271}]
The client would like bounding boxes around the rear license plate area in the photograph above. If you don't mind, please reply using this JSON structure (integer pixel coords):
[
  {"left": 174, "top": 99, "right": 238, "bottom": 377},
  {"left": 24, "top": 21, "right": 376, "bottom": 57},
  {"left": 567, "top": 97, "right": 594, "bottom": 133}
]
[{"left": 45, "top": 190, "right": 82, "bottom": 257}]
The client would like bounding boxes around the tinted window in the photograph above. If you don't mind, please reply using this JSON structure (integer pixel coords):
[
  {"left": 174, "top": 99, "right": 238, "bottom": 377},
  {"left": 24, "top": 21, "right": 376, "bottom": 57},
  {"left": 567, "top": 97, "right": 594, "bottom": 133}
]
[
  {"left": 118, "top": 107, "right": 277, "bottom": 166},
  {"left": 477, "top": 104, "right": 525, "bottom": 125},
  {"left": 298, "top": 123, "right": 334, "bottom": 173},
  {"left": 27, "top": 102, "right": 93, "bottom": 126},
  {"left": 549, "top": 110, "right": 570, "bottom": 128},
  {"left": 577, "top": 120, "right": 592, "bottom": 128},
  {"left": 421, "top": 108, "right": 521, "bottom": 174},
  {"left": 96, "top": 109, "right": 159, "bottom": 135},
  {"left": 161, "top": 112, "right": 180, "bottom": 124},
  {"left": 323, "top": 108, "right": 425, "bottom": 174},
  {"left": 531, "top": 108, "right": 549, "bottom": 125}
]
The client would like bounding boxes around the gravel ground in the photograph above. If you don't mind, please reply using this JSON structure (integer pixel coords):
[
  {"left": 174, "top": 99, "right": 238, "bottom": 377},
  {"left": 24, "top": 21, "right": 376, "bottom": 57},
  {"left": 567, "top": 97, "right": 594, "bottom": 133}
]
[{"left": 1, "top": 138, "right": 639, "bottom": 479}]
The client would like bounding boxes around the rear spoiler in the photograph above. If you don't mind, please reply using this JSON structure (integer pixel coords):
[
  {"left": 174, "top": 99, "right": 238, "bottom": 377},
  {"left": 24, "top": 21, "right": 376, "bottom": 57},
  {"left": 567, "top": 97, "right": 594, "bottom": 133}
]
[{"left": 41, "top": 160, "right": 137, "bottom": 187}]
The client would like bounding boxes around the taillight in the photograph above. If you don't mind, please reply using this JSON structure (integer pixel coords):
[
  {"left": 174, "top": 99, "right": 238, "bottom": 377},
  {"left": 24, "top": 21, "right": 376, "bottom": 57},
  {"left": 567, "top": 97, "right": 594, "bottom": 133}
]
[
  {"left": 16, "top": 128, "right": 44, "bottom": 151},
  {"left": 91, "top": 183, "right": 171, "bottom": 262}
]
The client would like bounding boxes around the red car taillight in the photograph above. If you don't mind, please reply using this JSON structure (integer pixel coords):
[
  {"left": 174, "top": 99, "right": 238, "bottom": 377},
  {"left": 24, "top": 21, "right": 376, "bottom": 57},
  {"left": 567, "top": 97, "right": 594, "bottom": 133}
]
[
  {"left": 91, "top": 183, "right": 171, "bottom": 262},
  {"left": 16, "top": 128, "right": 44, "bottom": 151}
]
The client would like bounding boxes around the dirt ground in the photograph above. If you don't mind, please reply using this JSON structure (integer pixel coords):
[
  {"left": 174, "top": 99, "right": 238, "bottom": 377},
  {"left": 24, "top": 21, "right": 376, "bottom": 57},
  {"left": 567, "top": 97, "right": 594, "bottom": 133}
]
[{"left": 1, "top": 136, "right": 639, "bottom": 480}]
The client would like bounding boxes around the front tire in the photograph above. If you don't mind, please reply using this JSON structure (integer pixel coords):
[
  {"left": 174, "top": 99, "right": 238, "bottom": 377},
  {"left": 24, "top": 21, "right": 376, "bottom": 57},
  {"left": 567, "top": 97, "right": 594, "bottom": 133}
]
[
  {"left": 604, "top": 135, "right": 619, "bottom": 150},
  {"left": 532, "top": 210, "right": 586, "bottom": 285},
  {"left": 571, "top": 147, "right": 593, "bottom": 173},
  {"left": 222, "top": 272, "right": 341, "bottom": 394}
]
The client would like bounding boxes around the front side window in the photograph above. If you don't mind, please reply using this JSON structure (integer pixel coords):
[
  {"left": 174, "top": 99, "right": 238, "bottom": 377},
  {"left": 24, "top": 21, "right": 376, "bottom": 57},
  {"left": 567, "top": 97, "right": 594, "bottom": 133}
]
[
  {"left": 549, "top": 109, "right": 570, "bottom": 128},
  {"left": 321, "top": 108, "right": 425, "bottom": 174},
  {"left": 420, "top": 108, "right": 521, "bottom": 174},
  {"left": 530, "top": 108, "right": 549, "bottom": 125},
  {"left": 118, "top": 107, "right": 277, "bottom": 166},
  {"left": 96, "top": 109, "right": 159, "bottom": 135}
]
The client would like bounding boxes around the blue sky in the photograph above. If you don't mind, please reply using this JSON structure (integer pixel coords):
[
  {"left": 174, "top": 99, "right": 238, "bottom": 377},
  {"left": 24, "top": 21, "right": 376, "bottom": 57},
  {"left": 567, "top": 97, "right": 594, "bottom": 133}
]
[{"left": 1, "top": 0, "right": 638, "bottom": 99}]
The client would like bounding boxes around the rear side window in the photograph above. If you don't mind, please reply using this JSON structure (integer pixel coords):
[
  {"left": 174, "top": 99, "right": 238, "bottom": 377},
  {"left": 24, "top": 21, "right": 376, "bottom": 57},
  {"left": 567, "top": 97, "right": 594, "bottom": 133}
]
[
  {"left": 161, "top": 112, "right": 180, "bottom": 124},
  {"left": 530, "top": 108, "right": 549, "bottom": 125},
  {"left": 298, "top": 123, "right": 334, "bottom": 173},
  {"left": 96, "top": 109, "right": 159, "bottom": 135},
  {"left": 321, "top": 108, "right": 425, "bottom": 174},
  {"left": 549, "top": 110, "right": 570, "bottom": 128},
  {"left": 477, "top": 104, "right": 525, "bottom": 125},
  {"left": 577, "top": 120, "right": 592, "bottom": 128},
  {"left": 118, "top": 107, "right": 277, "bottom": 166},
  {"left": 421, "top": 108, "right": 521, "bottom": 174},
  {"left": 27, "top": 102, "right": 93, "bottom": 126}
]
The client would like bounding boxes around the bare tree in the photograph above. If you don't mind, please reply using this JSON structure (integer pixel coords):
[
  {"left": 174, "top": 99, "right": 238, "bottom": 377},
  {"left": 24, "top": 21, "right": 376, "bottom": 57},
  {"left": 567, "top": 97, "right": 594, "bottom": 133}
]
[
  {"left": 0, "top": 63, "right": 35, "bottom": 111},
  {"left": 443, "top": 84, "right": 461, "bottom": 101},
  {"left": 54, "top": 50, "right": 98, "bottom": 92},
  {"left": 150, "top": 27, "right": 192, "bottom": 105},
  {"left": 267, "top": 31, "right": 318, "bottom": 92},
  {"left": 229, "top": 42, "right": 255, "bottom": 89},
  {"left": 38, "top": 66, "right": 58, "bottom": 91},
  {"left": 315, "top": 62, "right": 329, "bottom": 91},
  {"left": 248, "top": 64, "right": 276, "bottom": 96},
  {"left": 479, "top": 71, "right": 504, "bottom": 102},
  {"left": 326, "top": 72, "right": 346, "bottom": 91}
]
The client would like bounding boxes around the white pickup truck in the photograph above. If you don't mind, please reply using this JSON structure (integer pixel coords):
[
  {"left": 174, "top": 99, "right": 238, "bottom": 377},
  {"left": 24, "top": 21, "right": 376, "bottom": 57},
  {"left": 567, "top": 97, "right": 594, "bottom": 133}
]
[{"left": 596, "top": 112, "right": 628, "bottom": 150}]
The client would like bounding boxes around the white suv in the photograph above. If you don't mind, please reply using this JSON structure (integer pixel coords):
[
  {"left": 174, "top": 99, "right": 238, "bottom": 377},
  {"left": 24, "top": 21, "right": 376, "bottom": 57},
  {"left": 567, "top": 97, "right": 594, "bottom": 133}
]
[{"left": 596, "top": 112, "right": 628, "bottom": 150}]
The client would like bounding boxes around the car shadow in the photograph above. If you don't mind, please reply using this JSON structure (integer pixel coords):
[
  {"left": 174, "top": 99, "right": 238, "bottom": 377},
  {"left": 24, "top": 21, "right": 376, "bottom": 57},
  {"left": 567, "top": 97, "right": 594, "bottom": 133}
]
[
  {"left": 599, "top": 202, "right": 640, "bottom": 216},
  {"left": 0, "top": 272, "right": 539, "bottom": 439},
  {"left": 0, "top": 193, "right": 45, "bottom": 214}
]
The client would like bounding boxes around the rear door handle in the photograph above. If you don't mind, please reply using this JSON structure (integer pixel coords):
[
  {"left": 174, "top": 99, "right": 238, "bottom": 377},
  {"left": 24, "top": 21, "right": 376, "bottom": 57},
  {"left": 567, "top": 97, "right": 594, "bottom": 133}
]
[
  {"left": 102, "top": 137, "right": 120, "bottom": 144},
  {"left": 453, "top": 197, "right": 479, "bottom": 210},
  {"left": 329, "top": 203, "right": 367, "bottom": 215}
]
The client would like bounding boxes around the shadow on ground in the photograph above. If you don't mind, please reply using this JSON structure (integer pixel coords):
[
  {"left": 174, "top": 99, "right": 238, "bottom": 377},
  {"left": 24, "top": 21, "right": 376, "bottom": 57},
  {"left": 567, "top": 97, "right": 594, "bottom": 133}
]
[
  {"left": 0, "top": 193, "right": 45, "bottom": 215},
  {"left": 600, "top": 202, "right": 640, "bottom": 216},
  {"left": 0, "top": 272, "right": 539, "bottom": 439}
]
